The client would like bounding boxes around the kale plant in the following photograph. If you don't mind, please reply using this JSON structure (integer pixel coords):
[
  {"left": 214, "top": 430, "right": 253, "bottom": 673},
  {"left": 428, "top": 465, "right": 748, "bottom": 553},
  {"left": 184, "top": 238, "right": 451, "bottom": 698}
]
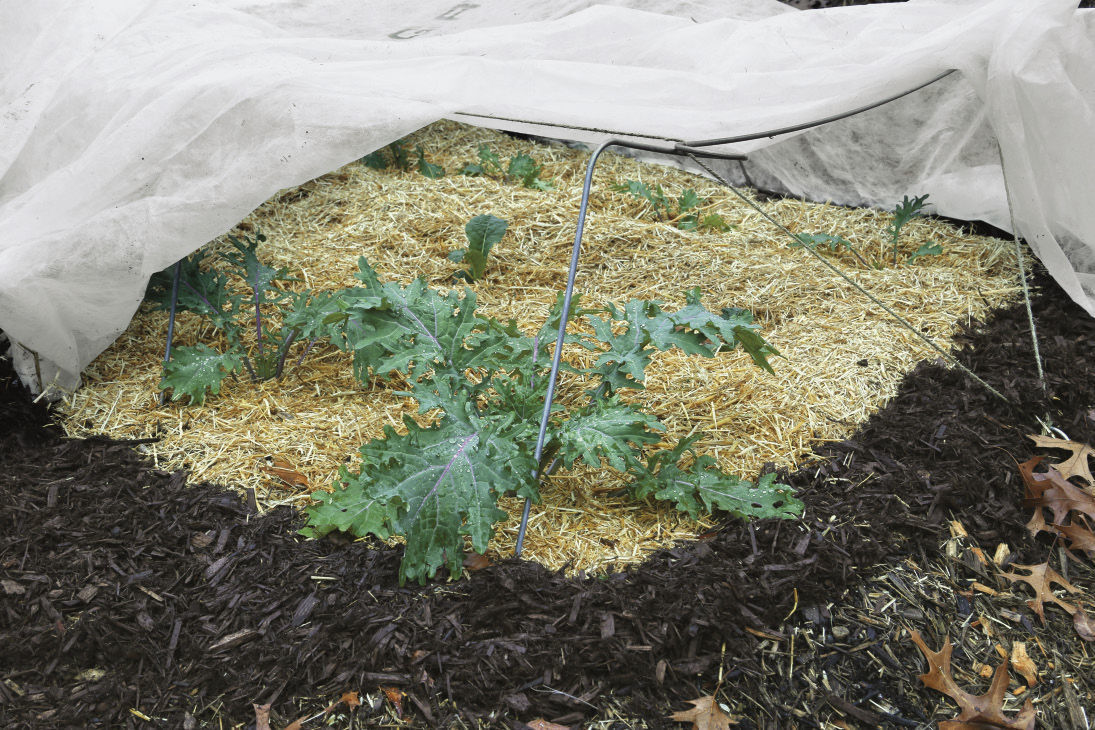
[
  {"left": 151, "top": 231, "right": 798, "bottom": 586},
  {"left": 613, "top": 180, "right": 731, "bottom": 232},
  {"left": 792, "top": 193, "right": 943, "bottom": 267},
  {"left": 449, "top": 214, "right": 508, "bottom": 281},
  {"left": 151, "top": 231, "right": 311, "bottom": 405},
  {"left": 360, "top": 139, "right": 444, "bottom": 178},
  {"left": 300, "top": 258, "right": 796, "bottom": 584},
  {"left": 460, "top": 145, "right": 554, "bottom": 190}
]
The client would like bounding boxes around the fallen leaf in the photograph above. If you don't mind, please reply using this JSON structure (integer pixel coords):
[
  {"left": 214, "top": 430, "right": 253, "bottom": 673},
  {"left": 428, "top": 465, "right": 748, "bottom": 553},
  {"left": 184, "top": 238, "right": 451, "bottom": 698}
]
[
  {"left": 1034, "top": 473, "right": 1095, "bottom": 525},
  {"left": 253, "top": 703, "right": 271, "bottom": 730},
  {"left": 1, "top": 579, "right": 24, "bottom": 595},
  {"left": 1056, "top": 522, "right": 1095, "bottom": 559},
  {"left": 1018, "top": 457, "right": 1054, "bottom": 538},
  {"left": 909, "top": 631, "right": 1035, "bottom": 730},
  {"left": 999, "top": 562, "right": 1079, "bottom": 622},
  {"left": 383, "top": 686, "right": 404, "bottom": 717},
  {"left": 340, "top": 691, "right": 360, "bottom": 709},
  {"left": 1075, "top": 607, "right": 1095, "bottom": 642},
  {"left": 1009, "top": 643, "right": 1038, "bottom": 686},
  {"left": 261, "top": 455, "right": 310, "bottom": 489},
  {"left": 463, "top": 552, "right": 490, "bottom": 571},
  {"left": 525, "top": 720, "right": 571, "bottom": 730},
  {"left": 669, "top": 695, "right": 737, "bottom": 729},
  {"left": 1028, "top": 434, "right": 1095, "bottom": 484}
]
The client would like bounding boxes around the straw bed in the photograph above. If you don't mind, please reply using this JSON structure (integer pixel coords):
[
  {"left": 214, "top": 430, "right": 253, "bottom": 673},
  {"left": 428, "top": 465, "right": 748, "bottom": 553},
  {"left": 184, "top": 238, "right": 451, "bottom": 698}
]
[{"left": 58, "top": 120, "right": 1026, "bottom": 574}]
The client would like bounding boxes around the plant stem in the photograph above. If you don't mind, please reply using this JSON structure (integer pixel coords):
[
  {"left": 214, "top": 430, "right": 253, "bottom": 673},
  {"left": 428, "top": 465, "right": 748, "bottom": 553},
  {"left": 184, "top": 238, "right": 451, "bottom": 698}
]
[
  {"left": 845, "top": 245, "right": 872, "bottom": 269},
  {"left": 241, "top": 355, "right": 258, "bottom": 383},
  {"left": 180, "top": 280, "right": 224, "bottom": 324},
  {"left": 530, "top": 335, "right": 539, "bottom": 390},
  {"left": 275, "top": 329, "right": 298, "bottom": 380},
  {"left": 252, "top": 281, "right": 264, "bottom": 356},
  {"left": 295, "top": 337, "right": 319, "bottom": 367}
]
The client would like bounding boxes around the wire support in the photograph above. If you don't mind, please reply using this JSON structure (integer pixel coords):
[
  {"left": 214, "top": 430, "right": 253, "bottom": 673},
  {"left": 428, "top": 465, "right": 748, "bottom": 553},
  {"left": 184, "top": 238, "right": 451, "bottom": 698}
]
[
  {"left": 996, "top": 143, "right": 1046, "bottom": 392},
  {"left": 159, "top": 260, "right": 183, "bottom": 406},
  {"left": 685, "top": 153, "right": 1011, "bottom": 405},
  {"left": 454, "top": 70, "right": 956, "bottom": 153},
  {"left": 515, "top": 139, "right": 618, "bottom": 557}
]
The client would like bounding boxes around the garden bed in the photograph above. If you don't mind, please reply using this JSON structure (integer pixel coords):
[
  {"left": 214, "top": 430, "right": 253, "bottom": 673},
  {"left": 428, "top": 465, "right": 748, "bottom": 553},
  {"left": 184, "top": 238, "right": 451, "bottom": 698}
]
[
  {"left": 55, "top": 121, "right": 1024, "bottom": 575},
  {"left": 2, "top": 121, "right": 1093, "bottom": 729}
]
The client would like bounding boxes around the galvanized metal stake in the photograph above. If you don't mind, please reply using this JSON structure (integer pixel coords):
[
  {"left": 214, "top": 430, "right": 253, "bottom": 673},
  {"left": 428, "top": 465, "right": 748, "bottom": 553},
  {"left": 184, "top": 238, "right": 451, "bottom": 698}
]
[{"left": 158, "top": 260, "right": 183, "bottom": 406}]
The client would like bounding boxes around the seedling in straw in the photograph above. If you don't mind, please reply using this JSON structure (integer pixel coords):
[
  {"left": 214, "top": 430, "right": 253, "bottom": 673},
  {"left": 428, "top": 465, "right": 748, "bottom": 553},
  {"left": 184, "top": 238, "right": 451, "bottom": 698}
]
[
  {"left": 152, "top": 231, "right": 310, "bottom": 405},
  {"left": 791, "top": 232, "right": 872, "bottom": 269},
  {"left": 792, "top": 194, "right": 942, "bottom": 267},
  {"left": 414, "top": 145, "right": 445, "bottom": 179},
  {"left": 889, "top": 193, "right": 941, "bottom": 265},
  {"left": 460, "top": 144, "right": 554, "bottom": 190},
  {"left": 363, "top": 139, "right": 445, "bottom": 178},
  {"left": 449, "top": 214, "right": 508, "bottom": 281},
  {"left": 613, "top": 180, "right": 731, "bottom": 232},
  {"left": 360, "top": 139, "right": 413, "bottom": 172}
]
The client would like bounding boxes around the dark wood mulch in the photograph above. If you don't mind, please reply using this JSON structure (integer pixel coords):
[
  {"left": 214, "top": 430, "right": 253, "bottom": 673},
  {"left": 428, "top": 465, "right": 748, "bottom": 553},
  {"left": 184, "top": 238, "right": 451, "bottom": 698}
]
[{"left": 2, "top": 260, "right": 1093, "bottom": 729}]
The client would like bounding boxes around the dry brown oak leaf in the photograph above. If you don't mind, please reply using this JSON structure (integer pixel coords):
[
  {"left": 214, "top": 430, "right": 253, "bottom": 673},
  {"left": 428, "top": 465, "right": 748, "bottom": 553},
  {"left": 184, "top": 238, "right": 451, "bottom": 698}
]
[
  {"left": 1008, "top": 643, "right": 1038, "bottom": 687},
  {"left": 669, "top": 695, "right": 737, "bottom": 729},
  {"left": 252, "top": 703, "right": 272, "bottom": 730},
  {"left": 999, "top": 562, "right": 1079, "bottom": 622},
  {"left": 1027, "top": 434, "right": 1095, "bottom": 484},
  {"left": 1018, "top": 456, "right": 1056, "bottom": 538},
  {"left": 909, "top": 630, "right": 1035, "bottom": 730},
  {"left": 1056, "top": 522, "right": 1095, "bottom": 559},
  {"left": 1019, "top": 457, "right": 1095, "bottom": 537},
  {"left": 524, "top": 721, "right": 572, "bottom": 730},
  {"left": 1075, "top": 607, "right": 1095, "bottom": 642}
]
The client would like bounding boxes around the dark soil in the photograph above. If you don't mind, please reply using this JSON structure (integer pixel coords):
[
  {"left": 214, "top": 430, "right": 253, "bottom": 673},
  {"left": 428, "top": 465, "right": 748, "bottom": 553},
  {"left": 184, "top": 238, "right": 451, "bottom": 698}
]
[{"left": 3, "top": 260, "right": 1094, "bottom": 729}]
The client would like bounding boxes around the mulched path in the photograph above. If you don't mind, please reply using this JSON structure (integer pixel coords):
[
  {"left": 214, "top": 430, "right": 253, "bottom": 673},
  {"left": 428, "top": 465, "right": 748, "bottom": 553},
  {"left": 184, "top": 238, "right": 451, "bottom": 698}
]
[{"left": 3, "top": 257, "right": 1093, "bottom": 729}]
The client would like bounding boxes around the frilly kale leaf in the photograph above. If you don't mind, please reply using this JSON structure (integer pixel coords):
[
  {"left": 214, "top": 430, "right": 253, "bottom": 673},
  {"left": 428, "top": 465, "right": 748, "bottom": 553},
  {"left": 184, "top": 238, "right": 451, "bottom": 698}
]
[
  {"left": 160, "top": 344, "right": 243, "bottom": 405},
  {"left": 635, "top": 436, "right": 802, "bottom": 520},
  {"left": 304, "top": 405, "right": 538, "bottom": 585}
]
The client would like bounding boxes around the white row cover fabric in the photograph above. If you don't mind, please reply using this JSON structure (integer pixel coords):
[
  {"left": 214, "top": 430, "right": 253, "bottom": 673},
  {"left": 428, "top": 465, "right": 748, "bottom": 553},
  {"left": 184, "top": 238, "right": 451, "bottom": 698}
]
[{"left": 1, "top": 0, "right": 1093, "bottom": 394}]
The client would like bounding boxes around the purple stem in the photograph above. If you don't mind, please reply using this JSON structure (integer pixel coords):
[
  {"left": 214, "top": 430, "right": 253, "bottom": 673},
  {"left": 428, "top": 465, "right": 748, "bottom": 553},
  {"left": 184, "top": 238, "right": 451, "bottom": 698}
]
[
  {"left": 180, "top": 279, "right": 222, "bottom": 322},
  {"left": 252, "top": 280, "right": 264, "bottom": 356},
  {"left": 530, "top": 335, "right": 539, "bottom": 389},
  {"left": 275, "top": 329, "right": 298, "bottom": 380},
  {"left": 241, "top": 356, "right": 258, "bottom": 382},
  {"left": 294, "top": 337, "right": 319, "bottom": 367}
]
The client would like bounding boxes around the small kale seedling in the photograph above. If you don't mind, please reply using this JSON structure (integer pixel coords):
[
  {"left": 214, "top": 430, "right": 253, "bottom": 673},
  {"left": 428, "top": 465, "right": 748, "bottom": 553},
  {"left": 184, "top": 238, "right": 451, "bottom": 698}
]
[
  {"left": 888, "top": 193, "right": 938, "bottom": 265},
  {"left": 154, "top": 231, "right": 311, "bottom": 405},
  {"left": 793, "top": 193, "right": 942, "bottom": 268},
  {"left": 906, "top": 241, "right": 944, "bottom": 264},
  {"left": 613, "top": 180, "right": 730, "bottom": 232},
  {"left": 361, "top": 139, "right": 413, "bottom": 172},
  {"left": 461, "top": 144, "right": 554, "bottom": 190},
  {"left": 414, "top": 145, "right": 445, "bottom": 179},
  {"left": 791, "top": 232, "right": 872, "bottom": 269},
  {"left": 449, "top": 214, "right": 508, "bottom": 281},
  {"left": 364, "top": 139, "right": 444, "bottom": 178}
]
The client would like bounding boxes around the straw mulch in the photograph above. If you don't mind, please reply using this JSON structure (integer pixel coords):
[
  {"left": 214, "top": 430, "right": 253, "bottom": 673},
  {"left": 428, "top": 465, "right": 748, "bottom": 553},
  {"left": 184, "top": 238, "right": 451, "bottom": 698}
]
[{"left": 57, "top": 120, "right": 1027, "bottom": 574}]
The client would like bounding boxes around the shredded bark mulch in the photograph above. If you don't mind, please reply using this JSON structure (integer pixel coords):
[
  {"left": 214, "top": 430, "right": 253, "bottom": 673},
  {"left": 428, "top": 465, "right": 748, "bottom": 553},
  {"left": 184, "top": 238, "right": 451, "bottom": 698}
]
[{"left": 2, "top": 264, "right": 1094, "bottom": 729}]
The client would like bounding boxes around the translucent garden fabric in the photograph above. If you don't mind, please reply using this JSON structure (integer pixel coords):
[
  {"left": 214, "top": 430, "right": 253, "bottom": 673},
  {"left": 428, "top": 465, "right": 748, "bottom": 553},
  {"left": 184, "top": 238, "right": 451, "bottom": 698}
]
[{"left": 1, "top": 0, "right": 1093, "bottom": 393}]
